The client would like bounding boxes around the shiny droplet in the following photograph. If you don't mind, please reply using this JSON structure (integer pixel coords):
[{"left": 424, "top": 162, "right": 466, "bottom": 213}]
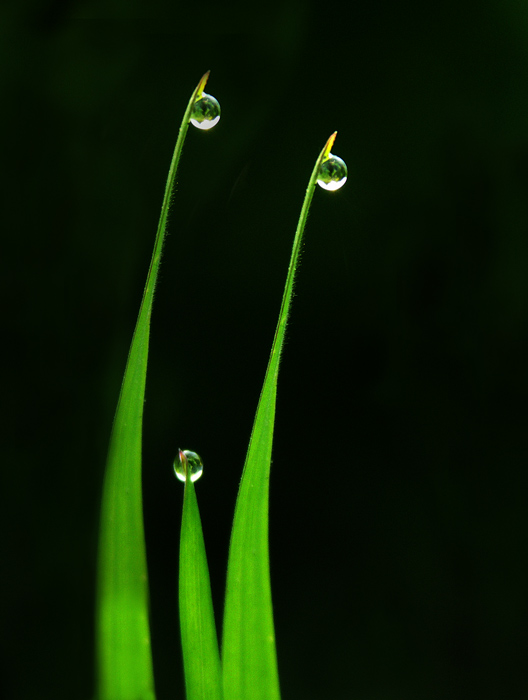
[
  {"left": 317, "top": 154, "right": 347, "bottom": 191},
  {"left": 190, "top": 93, "right": 221, "bottom": 130},
  {"left": 174, "top": 449, "right": 204, "bottom": 483}
]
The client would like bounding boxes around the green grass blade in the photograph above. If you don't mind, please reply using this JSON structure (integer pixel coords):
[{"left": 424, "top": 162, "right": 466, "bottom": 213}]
[
  {"left": 179, "top": 452, "right": 223, "bottom": 700},
  {"left": 222, "top": 133, "right": 339, "bottom": 700},
  {"left": 96, "top": 72, "right": 213, "bottom": 700}
]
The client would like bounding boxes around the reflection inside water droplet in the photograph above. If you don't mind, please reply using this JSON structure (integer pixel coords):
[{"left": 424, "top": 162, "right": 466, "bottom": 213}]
[
  {"left": 317, "top": 154, "right": 347, "bottom": 191},
  {"left": 190, "top": 93, "right": 221, "bottom": 130},
  {"left": 174, "top": 449, "right": 204, "bottom": 483}
]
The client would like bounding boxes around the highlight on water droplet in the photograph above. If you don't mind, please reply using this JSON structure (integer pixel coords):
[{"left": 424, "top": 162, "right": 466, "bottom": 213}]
[
  {"left": 174, "top": 449, "right": 204, "bottom": 483},
  {"left": 317, "top": 154, "right": 347, "bottom": 191},
  {"left": 190, "top": 92, "right": 221, "bottom": 130}
]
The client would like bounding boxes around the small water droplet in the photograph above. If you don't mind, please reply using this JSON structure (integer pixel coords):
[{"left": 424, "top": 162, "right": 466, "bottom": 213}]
[
  {"left": 317, "top": 154, "right": 347, "bottom": 191},
  {"left": 174, "top": 449, "right": 204, "bottom": 483},
  {"left": 190, "top": 93, "right": 221, "bottom": 130}
]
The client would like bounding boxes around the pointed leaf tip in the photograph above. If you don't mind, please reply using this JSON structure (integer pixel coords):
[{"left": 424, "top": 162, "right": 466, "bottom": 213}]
[
  {"left": 178, "top": 449, "right": 187, "bottom": 478},
  {"left": 196, "top": 70, "right": 211, "bottom": 98},
  {"left": 323, "top": 131, "right": 337, "bottom": 159}
]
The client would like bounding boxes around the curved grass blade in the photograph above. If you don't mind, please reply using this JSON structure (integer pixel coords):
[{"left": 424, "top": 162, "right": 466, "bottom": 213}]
[
  {"left": 222, "top": 133, "right": 339, "bottom": 700},
  {"left": 96, "top": 71, "right": 213, "bottom": 700},
  {"left": 179, "top": 451, "right": 223, "bottom": 700}
]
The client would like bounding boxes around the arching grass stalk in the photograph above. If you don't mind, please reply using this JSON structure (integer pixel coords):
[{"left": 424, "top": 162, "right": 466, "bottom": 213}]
[
  {"left": 96, "top": 71, "right": 215, "bottom": 700},
  {"left": 221, "top": 132, "right": 341, "bottom": 700}
]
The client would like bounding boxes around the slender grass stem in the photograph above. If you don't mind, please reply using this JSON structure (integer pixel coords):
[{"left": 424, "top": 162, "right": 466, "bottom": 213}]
[
  {"left": 222, "top": 133, "right": 338, "bottom": 700},
  {"left": 96, "top": 72, "right": 212, "bottom": 700},
  {"left": 142, "top": 71, "right": 210, "bottom": 305}
]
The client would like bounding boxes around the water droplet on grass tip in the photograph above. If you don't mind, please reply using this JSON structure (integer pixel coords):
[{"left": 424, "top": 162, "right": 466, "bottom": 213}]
[
  {"left": 317, "top": 154, "right": 347, "bottom": 191},
  {"left": 190, "top": 93, "right": 221, "bottom": 130},
  {"left": 174, "top": 449, "right": 204, "bottom": 483}
]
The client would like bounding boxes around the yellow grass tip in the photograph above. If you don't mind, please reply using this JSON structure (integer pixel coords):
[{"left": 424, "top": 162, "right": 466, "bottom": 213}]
[
  {"left": 323, "top": 131, "right": 337, "bottom": 159},
  {"left": 196, "top": 70, "right": 211, "bottom": 98}
]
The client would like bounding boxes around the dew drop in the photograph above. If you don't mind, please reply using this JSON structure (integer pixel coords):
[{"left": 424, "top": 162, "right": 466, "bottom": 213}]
[
  {"left": 190, "top": 92, "right": 221, "bottom": 130},
  {"left": 174, "top": 449, "right": 204, "bottom": 483},
  {"left": 317, "top": 154, "right": 347, "bottom": 191}
]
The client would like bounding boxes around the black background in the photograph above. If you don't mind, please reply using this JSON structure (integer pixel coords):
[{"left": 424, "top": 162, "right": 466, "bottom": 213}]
[{"left": 3, "top": 1, "right": 528, "bottom": 698}]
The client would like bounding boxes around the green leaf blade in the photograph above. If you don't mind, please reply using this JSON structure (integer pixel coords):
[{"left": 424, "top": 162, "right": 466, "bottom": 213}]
[
  {"left": 97, "top": 316, "right": 155, "bottom": 700},
  {"left": 179, "top": 473, "right": 223, "bottom": 700},
  {"left": 222, "top": 134, "right": 337, "bottom": 700},
  {"left": 222, "top": 386, "right": 279, "bottom": 700},
  {"left": 96, "top": 72, "right": 213, "bottom": 700}
]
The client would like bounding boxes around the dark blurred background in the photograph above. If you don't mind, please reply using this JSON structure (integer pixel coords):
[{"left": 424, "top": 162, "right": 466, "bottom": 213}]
[{"left": 2, "top": 1, "right": 528, "bottom": 698}]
